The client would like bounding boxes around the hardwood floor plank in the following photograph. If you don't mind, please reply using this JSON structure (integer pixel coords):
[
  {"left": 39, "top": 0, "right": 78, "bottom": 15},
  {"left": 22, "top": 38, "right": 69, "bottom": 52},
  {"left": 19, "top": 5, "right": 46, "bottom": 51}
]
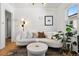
[{"left": 0, "top": 40, "right": 17, "bottom": 56}]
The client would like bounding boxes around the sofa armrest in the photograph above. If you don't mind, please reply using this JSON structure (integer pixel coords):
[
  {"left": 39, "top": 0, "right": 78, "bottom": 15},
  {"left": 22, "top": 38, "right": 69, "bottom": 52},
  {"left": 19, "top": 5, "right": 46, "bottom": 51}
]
[{"left": 16, "top": 34, "right": 21, "bottom": 41}]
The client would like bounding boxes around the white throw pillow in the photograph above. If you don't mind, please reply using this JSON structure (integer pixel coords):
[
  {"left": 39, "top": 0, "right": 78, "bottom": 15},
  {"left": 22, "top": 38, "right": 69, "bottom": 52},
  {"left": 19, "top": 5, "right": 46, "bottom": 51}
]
[
  {"left": 32, "top": 32, "right": 38, "bottom": 38},
  {"left": 44, "top": 32, "right": 53, "bottom": 39}
]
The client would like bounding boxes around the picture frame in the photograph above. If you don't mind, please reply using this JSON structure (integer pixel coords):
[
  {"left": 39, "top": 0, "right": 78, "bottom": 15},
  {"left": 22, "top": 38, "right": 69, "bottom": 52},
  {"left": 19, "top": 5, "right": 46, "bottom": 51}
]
[{"left": 44, "top": 16, "right": 53, "bottom": 26}]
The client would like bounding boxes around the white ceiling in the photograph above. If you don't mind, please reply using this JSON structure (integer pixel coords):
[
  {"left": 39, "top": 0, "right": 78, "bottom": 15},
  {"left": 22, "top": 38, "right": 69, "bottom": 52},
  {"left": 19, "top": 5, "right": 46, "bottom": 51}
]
[{"left": 10, "top": 3, "right": 61, "bottom": 8}]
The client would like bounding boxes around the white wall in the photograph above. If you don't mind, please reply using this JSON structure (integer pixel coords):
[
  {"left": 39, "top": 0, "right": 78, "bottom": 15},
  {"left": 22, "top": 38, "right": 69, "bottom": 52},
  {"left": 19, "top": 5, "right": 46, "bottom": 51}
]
[
  {"left": 56, "top": 3, "right": 79, "bottom": 52},
  {"left": 14, "top": 7, "right": 57, "bottom": 38},
  {"left": 56, "top": 3, "right": 79, "bottom": 33},
  {"left": 77, "top": 4, "right": 79, "bottom": 34},
  {"left": 0, "top": 3, "right": 1, "bottom": 49},
  {"left": 56, "top": 3, "right": 71, "bottom": 32},
  {"left": 0, "top": 3, "right": 15, "bottom": 49}
]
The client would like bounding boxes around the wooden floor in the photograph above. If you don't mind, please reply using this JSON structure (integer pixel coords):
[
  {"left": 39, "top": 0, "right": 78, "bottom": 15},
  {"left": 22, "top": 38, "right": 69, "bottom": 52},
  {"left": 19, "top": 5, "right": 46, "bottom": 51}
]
[
  {"left": 0, "top": 39, "right": 61, "bottom": 56},
  {"left": 0, "top": 39, "right": 78, "bottom": 56},
  {"left": 0, "top": 39, "right": 17, "bottom": 56}
]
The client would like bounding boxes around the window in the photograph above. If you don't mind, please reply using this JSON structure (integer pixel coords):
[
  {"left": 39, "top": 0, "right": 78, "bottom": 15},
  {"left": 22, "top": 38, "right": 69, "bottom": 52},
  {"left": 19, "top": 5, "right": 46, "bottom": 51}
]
[{"left": 68, "top": 5, "right": 78, "bottom": 16}]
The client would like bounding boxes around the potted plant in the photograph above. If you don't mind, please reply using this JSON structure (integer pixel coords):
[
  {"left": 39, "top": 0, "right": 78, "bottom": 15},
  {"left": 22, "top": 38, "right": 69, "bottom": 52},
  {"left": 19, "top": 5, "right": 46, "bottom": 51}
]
[
  {"left": 66, "top": 25, "right": 73, "bottom": 37},
  {"left": 72, "top": 41, "right": 77, "bottom": 46},
  {"left": 72, "top": 41, "right": 77, "bottom": 52}
]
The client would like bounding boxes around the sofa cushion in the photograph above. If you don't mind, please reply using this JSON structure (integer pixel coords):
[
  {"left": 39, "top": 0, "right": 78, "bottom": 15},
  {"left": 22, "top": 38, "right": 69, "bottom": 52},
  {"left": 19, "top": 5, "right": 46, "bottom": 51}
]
[
  {"left": 27, "top": 31, "right": 33, "bottom": 38},
  {"left": 44, "top": 32, "right": 59, "bottom": 39},
  {"left": 20, "top": 31, "right": 28, "bottom": 39}
]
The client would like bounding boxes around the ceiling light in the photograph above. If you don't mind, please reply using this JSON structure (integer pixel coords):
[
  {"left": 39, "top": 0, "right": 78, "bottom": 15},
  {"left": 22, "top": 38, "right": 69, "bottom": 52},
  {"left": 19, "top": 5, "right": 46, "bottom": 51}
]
[{"left": 32, "top": 3, "right": 46, "bottom": 6}]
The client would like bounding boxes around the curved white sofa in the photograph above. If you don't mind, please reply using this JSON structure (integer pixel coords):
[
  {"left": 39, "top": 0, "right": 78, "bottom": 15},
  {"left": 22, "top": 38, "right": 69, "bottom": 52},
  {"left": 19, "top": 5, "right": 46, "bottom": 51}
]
[{"left": 16, "top": 35, "right": 63, "bottom": 48}]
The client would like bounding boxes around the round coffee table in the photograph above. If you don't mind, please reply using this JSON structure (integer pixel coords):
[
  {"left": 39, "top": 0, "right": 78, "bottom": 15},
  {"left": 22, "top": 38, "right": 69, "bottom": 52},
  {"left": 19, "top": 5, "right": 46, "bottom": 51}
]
[{"left": 27, "top": 42, "right": 48, "bottom": 56}]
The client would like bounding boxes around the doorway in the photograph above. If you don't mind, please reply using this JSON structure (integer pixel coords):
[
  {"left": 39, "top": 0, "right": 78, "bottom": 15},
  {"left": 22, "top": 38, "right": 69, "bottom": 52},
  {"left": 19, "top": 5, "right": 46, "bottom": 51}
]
[{"left": 5, "top": 10, "right": 12, "bottom": 42}]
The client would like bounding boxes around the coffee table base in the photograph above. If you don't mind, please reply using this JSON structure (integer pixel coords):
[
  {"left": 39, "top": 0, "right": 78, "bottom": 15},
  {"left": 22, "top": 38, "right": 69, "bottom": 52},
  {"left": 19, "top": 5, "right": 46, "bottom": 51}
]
[{"left": 27, "top": 42, "right": 48, "bottom": 56}]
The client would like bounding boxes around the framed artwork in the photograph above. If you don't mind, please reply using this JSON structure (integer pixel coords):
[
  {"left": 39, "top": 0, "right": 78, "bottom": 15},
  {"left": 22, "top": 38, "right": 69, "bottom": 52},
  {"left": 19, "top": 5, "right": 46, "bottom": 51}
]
[{"left": 44, "top": 16, "right": 53, "bottom": 26}]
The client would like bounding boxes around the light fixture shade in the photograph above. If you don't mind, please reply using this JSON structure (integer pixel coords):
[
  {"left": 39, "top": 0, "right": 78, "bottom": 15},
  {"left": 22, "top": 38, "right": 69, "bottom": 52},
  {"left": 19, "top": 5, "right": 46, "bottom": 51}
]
[
  {"left": 17, "top": 17, "right": 31, "bottom": 32},
  {"left": 21, "top": 18, "right": 25, "bottom": 21},
  {"left": 32, "top": 3, "right": 46, "bottom": 6}
]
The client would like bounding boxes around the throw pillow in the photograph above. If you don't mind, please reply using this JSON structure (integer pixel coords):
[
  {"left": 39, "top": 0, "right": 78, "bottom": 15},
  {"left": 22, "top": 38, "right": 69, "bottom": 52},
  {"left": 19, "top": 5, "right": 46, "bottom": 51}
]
[
  {"left": 44, "top": 32, "right": 53, "bottom": 39},
  {"left": 38, "top": 32, "right": 46, "bottom": 38},
  {"left": 32, "top": 32, "right": 38, "bottom": 38},
  {"left": 51, "top": 35, "right": 56, "bottom": 39}
]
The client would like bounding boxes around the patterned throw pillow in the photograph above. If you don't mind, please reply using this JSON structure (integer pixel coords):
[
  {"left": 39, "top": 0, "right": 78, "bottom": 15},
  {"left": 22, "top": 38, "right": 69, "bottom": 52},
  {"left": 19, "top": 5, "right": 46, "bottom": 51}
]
[{"left": 38, "top": 32, "right": 46, "bottom": 38}]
